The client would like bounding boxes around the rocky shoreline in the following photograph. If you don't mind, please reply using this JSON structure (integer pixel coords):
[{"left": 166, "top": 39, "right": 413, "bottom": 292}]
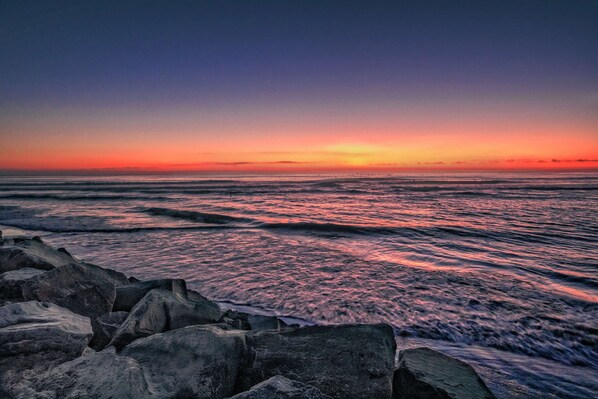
[{"left": 0, "top": 231, "right": 496, "bottom": 399}]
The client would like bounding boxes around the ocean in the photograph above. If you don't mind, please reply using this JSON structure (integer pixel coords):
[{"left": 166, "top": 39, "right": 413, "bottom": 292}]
[{"left": 0, "top": 172, "right": 596, "bottom": 398}]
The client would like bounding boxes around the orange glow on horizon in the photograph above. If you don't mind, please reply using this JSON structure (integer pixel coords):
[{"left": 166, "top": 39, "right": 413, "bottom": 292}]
[{"left": 1, "top": 106, "right": 597, "bottom": 172}]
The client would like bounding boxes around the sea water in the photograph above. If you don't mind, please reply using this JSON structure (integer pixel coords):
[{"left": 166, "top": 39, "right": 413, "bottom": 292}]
[{"left": 0, "top": 173, "right": 596, "bottom": 398}]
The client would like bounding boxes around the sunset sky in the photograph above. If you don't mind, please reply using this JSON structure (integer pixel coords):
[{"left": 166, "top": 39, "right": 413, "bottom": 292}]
[{"left": 1, "top": 1, "right": 597, "bottom": 173}]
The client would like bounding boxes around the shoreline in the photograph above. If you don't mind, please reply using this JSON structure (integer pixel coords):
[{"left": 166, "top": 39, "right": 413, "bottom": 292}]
[
  {"left": 2, "top": 223, "right": 597, "bottom": 398},
  {"left": 0, "top": 230, "right": 498, "bottom": 399}
]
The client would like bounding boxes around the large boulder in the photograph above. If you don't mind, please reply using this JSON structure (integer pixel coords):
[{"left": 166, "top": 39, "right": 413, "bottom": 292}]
[
  {"left": 109, "top": 288, "right": 222, "bottom": 349},
  {"left": 21, "top": 262, "right": 119, "bottom": 320},
  {"left": 121, "top": 325, "right": 249, "bottom": 398},
  {"left": 113, "top": 278, "right": 187, "bottom": 311},
  {"left": 9, "top": 347, "right": 151, "bottom": 399},
  {"left": 0, "top": 301, "right": 92, "bottom": 376},
  {"left": 0, "top": 237, "right": 128, "bottom": 284},
  {"left": 0, "top": 237, "right": 74, "bottom": 273},
  {"left": 393, "top": 347, "right": 496, "bottom": 399},
  {"left": 228, "top": 375, "right": 332, "bottom": 399},
  {"left": 241, "top": 324, "right": 396, "bottom": 399},
  {"left": 9, "top": 326, "right": 249, "bottom": 399},
  {"left": 91, "top": 311, "right": 129, "bottom": 350}
]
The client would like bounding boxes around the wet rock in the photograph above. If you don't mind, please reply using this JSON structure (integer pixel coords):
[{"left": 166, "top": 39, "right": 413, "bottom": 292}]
[
  {"left": 221, "top": 309, "right": 252, "bottom": 330},
  {"left": 0, "top": 268, "right": 45, "bottom": 301},
  {"left": 121, "top": 325, "right": 249, "bottom": 399},
  {"left": 113, "top": 278, "right": 187, "bottom": 311},
  {"left": 94, "top": 264, "right": 129, "bottom": 286},
  {"left": 21, "top": 262, "right": 119, "bottom": 320},
  {"left": 241, "top": 324, "right": 396, "bottom": 399},
  {"left": 229, "top": 375, "right": 332, "bottom": 399},
  {"left": 0, "top": 237, "right": 74, "bottom": 273},
  {"left": 247, "top": 314, "right": 289, "bottom": 331},
  {"left": 11, "top": 347, "right": 151, "bottom": 399},
  {"left": 393, "top": 347, "right": 496, "bottom": 399},
  {"left": 109, "top": 288, "right": 222, "bottom": 349},
  {"left": 220, "top": 310, "right": 290, "bottom": 331},
  {"left": 91, "top": 311, "right": 129, "bottom": 350},
  {"left": 0, "top": 301, "right": 92, "bottom": 376},
  {"left": 56, "top": 247, "right": 71, "bottom": 256}
]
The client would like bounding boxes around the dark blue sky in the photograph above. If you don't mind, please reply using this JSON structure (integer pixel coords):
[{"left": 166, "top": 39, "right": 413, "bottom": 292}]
[
  {"left": 0, "top": 1, "right": 597, "bottom": 171},
  {"left": 2, "top": 0, "right": 596, "bottom": 107}
]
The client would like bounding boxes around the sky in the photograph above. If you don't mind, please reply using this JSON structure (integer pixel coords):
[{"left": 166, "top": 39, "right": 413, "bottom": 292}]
[{"left": 1, "top": 0, "right": 597, "bottom": 173}]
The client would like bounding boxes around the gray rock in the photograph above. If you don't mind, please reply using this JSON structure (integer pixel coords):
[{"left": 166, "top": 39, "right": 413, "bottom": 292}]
[
  {"left": 241, "top": 324, "right": 396, "bottom": 399},
  {"left": 228, "top": 375, "right": 332, "bottom": 399},
  {"left": 113, "top": 278, "right": 187, "bottom": 311},
  {"left": 91, "top": 311, "right": 129, "bottom": 350},
  {"left": 393, "top": 347, "right": 496, "bottom": 399},
  {"left": 10, "top": 347, "right": 151, "bottom": 399},
  {"left": 0, "top": 237, "right": 74, "bottom": 273},
  {"left": 221, "top": 309, "right": 251, "bottom": 330},
  {"left": 220, "top": 310, "right": 290, "bottom": 331},
  {"left": 247, "top": 314, "right": 289, "bottom": 331},
  {"left": 0, "top": 301, "right": 92, "bottom": 375},
  {"left": 10, "top": 326, "right": 248, "bottom": 399},
  {"left": 109, "top": 288, "right": 222, "bottom": 349},
  {"left": 121, "top": 325, "right": 249, "bottom": 399},
  {"left": 0, "top": 268, "right": 45, "bottom": 301},
  {"left": 21, "top": 262, "right": 119, "bottom": 320}
]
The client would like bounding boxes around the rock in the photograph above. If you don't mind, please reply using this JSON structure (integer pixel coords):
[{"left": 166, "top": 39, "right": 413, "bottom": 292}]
[
  {"left": 9, "top": 325, "right": 248, "bottom": 399},
  {"left": 113, "top": 278, "right": 187, "bottom": 311},
  {"left": 0, "top": 301, "right": 92, "bottom": 375},
  {"left": 10, "top": 347, "right": 151, "bottom": 399},
  {"left": 393, "top": 347, "right": 496, "bottom": 399},
  {"left": 57, "top": 247, "right": 71, "bottom": 256},
  {"left": 121, "top": 325, "right": 249, "bottom": 399},
  {"left": 221, "top": 309, "right": 251, "bottom": 330},
  {"left": 92, "top": 263, "right": 129, "bottom": 286},
  {"left": 109, "top": 288, "right": 222, "bottom": 349},
  {"left": 91, "top": 311, "right": 129, "bottom": 350},
  {"left": 0, "top": 237, "right": 74, "bottom": 273},
  {"left": 229, "top": 375, "right": 332, "bottom": 399},
  {"left": 241, "top": 324, "right": 396, "bottom": 399},
  {"left": 21, "top": 262, "right": 119, "bottom": 320},
  {"left": 247, "top": 314, "right": 289, "bottom": 331},
  {"left": 220, "top": 310, "right": 290, "bottom": 331},
  {"left": 0, "top": 268, "right": 45, "bottom": 301}
]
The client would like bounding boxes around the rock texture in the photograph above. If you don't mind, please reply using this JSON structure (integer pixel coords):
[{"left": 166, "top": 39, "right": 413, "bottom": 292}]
[
  {"left": 91, "top": 311, "right": 129, "bottom": 350},
  {"left": 241, "top": 324, "right": 396, "bottom": 399},
  {"left": 393, "top": 347, "right": 496, "bottom": 399},
  {"left": 21, "top": 262, "right": 119, "bottom": 320},
  {"left": 0, "top": 301, "right": 92, "bottom": 374},
  {"left": 0, "top": 237, "right": 73, "bottom": 273},
  {"left": 229, "top": 375, "right": 332, "bottom": 399},
  {"left": 121, "top": 325, "right": 249, "bottom": 399},
  {"left": 220, "top": 310, "right": 290, "bottom": 331},
  {"left": 113, "top": 278, "right": 187, "bottom": 311},
  {"left": 12, "top": 347, "right": 151, "bottom": 399},
  {"left": 109, "top": 288, "right": 222, "bottom": 349},
  {"left": 0, "top": 268, "right": 45, "bottom": 302}
]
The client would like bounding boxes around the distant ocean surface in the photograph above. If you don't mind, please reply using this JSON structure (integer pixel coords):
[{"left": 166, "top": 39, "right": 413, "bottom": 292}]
[{"left": 0, "top": 173, "right": 596, "bottom": 398}]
